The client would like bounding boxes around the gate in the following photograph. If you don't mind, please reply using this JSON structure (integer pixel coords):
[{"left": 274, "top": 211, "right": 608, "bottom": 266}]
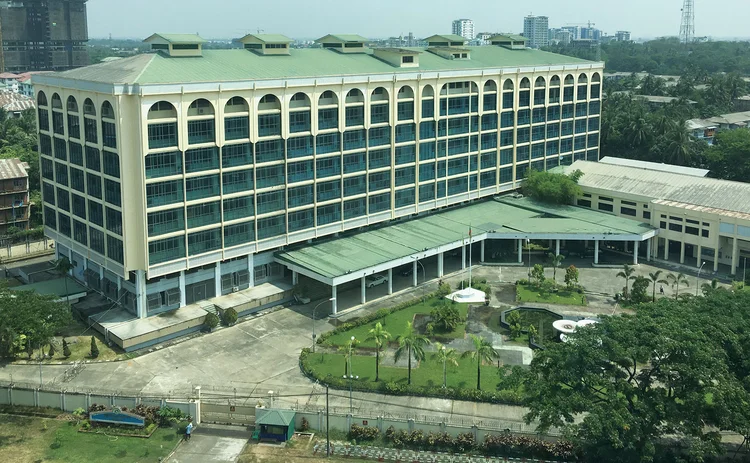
[{"left": 200, "top": 402, "right": 256, "bottom": 426}]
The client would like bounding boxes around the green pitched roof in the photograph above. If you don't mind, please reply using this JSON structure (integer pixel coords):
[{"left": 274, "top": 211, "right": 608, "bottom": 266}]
[
  {"left": 426, "top": 34, "right": 467, "bottom": 43},
  {"left": 490, "top": 34, "right": 527, "bottom": 42},
  {"left": 143, "top": 33, "right": 206, "bottom": 44},
  {"left": 240, "top": 34, "right": 293, "bottom": 43},
  {"left": 49, "top": 46, "right": 595, "bottom": 85},
  {"left": 317, "top": 34, "right": 369, "bottom": 43},
  {"left": 256, "top": 409, "right": 295, "bottom": 426}
]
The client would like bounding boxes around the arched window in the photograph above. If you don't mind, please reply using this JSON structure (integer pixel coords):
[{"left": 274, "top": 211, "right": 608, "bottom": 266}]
[
  {"left": 224, "top": 96, "right": 248, "bottom": 114},
  {"left": 101, "top": 101, "right": 115, "bottom": 119},
  {"left": 503, "top": 80, "right": 514, "bottom": 91},
  {"left": 535, "top": 77, "right": 546, "bottom": 88},
  {"left": 550, "top": 75, "right": 561, "bottom": 86},
  {"left": 564, "top": 74, "right": 575, "bottom": 85},
  {"left": 578, "top": 73, "right": 588, "bottom": 84},
  {"left": 345, "top": 89, "right": 364, "bottom": 104},
  {"left": 37, "top": 91, "right": 47, "bottom": 107},
  {"left": 148, "top": 101, "right": 177, "bottom": 120},
  {"left": 289, "top": 92, "right": 311, "bottom": 109},
  {"left": 483, "top": 80, "right": 497, "bottom": 92},
  {"left": 51, "top": 93, "right": 63, "bottom": 109},
  {"left": 470, "top": 82, "right": 479, "bottom": 93},
  {"left": 421, "top": 85, "right": 434, "bottom": 98},
  {"left": 84, "top": 98, "right": 97, "bottom": 116},
  {"left": 440, "top": 84, "right": 448, "bottom": 96},
  {"left": 592, "top": 72, "right": 601, "bottom": 83},
  {"left": 519, "top": 78, "right": 531, "bottom": 89},
  {"left": 258, "top": 94, "right": 281, "bottom": 111},
  {"left": 319, "top": 90, "right": 338, "bottom": 106},
  {"left": 371, "top": 87, "right": 389, "bottom": 102},
  {"left": 66, "top": 96, "right": 78, "bottom": 112},
  {"left": 188, "top": 98, "right": 215, "bottom": 117},
  {"left": 397, "top": 86, "right": 414, "bottom": 99}
]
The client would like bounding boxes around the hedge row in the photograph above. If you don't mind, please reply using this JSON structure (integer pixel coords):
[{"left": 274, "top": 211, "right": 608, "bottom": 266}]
[
  {"left": 349, "top": 425, "right": 576, "bottom": 460},
  {"left": 299, "top": 348, "right": 523, "bottom": 405}
]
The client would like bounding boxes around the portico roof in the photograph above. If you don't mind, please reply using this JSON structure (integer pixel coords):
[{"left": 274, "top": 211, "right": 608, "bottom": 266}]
[{"left": 275, "top": 196, "right": 657, "bottom": 286}]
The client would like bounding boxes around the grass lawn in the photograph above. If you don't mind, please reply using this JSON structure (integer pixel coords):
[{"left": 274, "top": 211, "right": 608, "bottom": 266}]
[
  {"left": 16, "top": 319, "right": 126, "bottom": 363},
  {"left": 325, "top": 297, "right": 468, "bottom": 348},
  {"left": 516, "top": 284, "right": 587, "bottom": 306},
  {"left": 0, "top": 414, "right": 179, "bottom": 463},
  {"left": 305, "top": 352, "right": 502, "bottom": 390}
]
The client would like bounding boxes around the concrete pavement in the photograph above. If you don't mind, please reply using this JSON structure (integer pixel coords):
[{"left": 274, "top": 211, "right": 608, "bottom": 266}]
[{"left": 166, "top": 424, "right": 248, "bottom": 463}]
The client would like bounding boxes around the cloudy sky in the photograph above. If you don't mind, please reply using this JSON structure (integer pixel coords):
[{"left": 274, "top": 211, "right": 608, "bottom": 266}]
[{"left": 89, "top": 0, "right": 748, "bottom": 40}]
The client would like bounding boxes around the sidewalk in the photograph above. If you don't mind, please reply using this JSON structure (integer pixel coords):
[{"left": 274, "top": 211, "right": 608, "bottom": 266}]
[{"left": 166, "top": 424, "right": 249, "bottom": 463}]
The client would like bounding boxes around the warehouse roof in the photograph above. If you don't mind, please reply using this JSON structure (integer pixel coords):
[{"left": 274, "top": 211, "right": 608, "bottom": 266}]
[
  {"left": 561, "top": 160, "right": 750, "bottom": 215},
  {"left": 41, "top": 45, "right": 595, "bottom": 85},
  {"left": 0, "top": 158, "right": 29, "bottom": 179},
  {"left": 598, "top": 156, "right": 709, "bottom": 177},
  {"left": 275, "top": 196, "right": 654, "bottom": 281}
]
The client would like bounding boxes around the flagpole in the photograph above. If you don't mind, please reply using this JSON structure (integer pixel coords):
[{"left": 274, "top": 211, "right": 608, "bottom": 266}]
[{"left": 468, "top": 224, "right": 472, "bottom": 289}]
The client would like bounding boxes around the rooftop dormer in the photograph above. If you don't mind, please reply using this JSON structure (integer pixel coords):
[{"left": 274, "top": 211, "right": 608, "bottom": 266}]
[
  {"left": 489, "top": 34, "right": 527, "bottom": 50},
  {"left": 239, "top": 34, "right": 293, "bottom": 55},
  {"left": 143, "top": 33, "right": 206, "bottom": 57},
  {"left": 424, "top": 34, "right": 467, "bottom": 48},
  {"left": 372, "top": 48, "right": 421, "bottom": 68},
  {"left": 315, "top": 34, "right": 369, "bottom": 53}
]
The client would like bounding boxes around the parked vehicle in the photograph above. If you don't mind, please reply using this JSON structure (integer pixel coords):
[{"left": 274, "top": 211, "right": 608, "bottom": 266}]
[{"left": 365, "top": 274, "right": 388, "bottom": 288}]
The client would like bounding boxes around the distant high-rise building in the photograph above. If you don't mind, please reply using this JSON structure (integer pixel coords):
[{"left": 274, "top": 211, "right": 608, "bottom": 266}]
[
  {"left": 548, "top": 28, "right": 572, "bottom": 45},
  {"left": 561, "top": 26, "right": 580, "bottom": 40},
  {"left": 580, "top": 27, "right": 602, "bottom": 42},
  {"left": 0, "top": 0, "right": 89, "bottom": 73},
  {"left": 615, "top": 31, "right": 632, "bottom": 42},
  {"left": 451, "top": 19, "right": 475, "bottom": 40},
  {"left": 523, "top": 15, "right": 549, "bottom": 48}
]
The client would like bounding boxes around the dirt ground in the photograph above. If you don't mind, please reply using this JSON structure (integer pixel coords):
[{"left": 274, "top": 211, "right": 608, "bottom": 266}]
[{"left": 237, "top": 437, "right": 350, "bottom": 463}]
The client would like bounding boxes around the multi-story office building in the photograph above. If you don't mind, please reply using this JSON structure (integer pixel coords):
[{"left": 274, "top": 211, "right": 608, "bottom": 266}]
[
  {"left": 615, "top": 31, "right": 632, "bottom": 42},
  {"left": 32, "top": 32, "right": 603, "bottom": 319},
  {"left": 0, "top": 158, "right": 30, "bottom": 233},
  {"left": 549, "top": 29, "right": 573, "bottom": 45},
  {"left": 523, "top": 16, "right": 549, "bottom": 48},
  {"left": 452, "top": 19, "right": 475, "bottom": 40},
  {"left": 0, "top": 0, "right": 89, "bottom": 73}
]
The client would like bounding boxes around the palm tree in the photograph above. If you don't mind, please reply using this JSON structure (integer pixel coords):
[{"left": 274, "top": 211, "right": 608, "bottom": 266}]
[
  {"left": 461, "top": 334, "right": 499, "bottom": 390},
  {"left": 366, "top": 322, "right": 391, "bottom": 382},
  {"left": 394, "top": 321, "right": 430, "bottom": 385},
  {"left": 701, "top": 278, "right": 720, "bottom": 296},
  {"left": 338, "top": 336, "right": 358, "bottom": 376},
  {"left": 648, "top": 270, "right": 669, "bottom": 302},
  {"left": 546, "top": 253, "right": 565, "bottom": 282},
  {"left": 54, "top": 257, "right": 75, "bottom": 304},
  {"left": 666, "top": 272, "right": 690, "bottom": 299},
  {"left": 432, "top": 342, "right": 459, "bottom": 388},
  {"left": 663, "top": 125, "right": 695, "bottom": 166},
  {"left": 617, "top": 264, "right": 637, "bottom": 299}
]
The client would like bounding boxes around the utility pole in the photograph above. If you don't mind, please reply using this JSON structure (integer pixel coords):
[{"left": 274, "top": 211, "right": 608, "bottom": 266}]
[{"left": 325, "top": 386, "right": 330, "bottom": 457}]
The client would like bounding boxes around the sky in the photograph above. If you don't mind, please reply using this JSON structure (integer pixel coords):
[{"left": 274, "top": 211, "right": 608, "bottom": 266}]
[{"left": 88, "top": 0, "right": 749, "bottom": 41}]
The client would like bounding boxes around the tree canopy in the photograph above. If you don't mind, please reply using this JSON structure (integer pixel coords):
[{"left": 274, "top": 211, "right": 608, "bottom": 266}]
[
  {"left": 524, "top": 289, "right": 750, "bottom": 462},
  {"left": 522, "top": 169, "right": 583, "bottom": 204},
  {"left": 0, "top": 287, "right": 71, "bottom": 357}
]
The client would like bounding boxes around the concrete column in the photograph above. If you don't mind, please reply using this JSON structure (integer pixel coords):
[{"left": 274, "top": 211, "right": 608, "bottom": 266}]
[
  {"left": 594, "top": 239, "right": 599, "bottom": 264},
  {"left": 331, "top": 285, "right": 337, "bottom": 314},
  {"left": 624, "top": 241, "right": 629, "bottom": 253},
  {"left": 517, "top": 239, "right": 523, "bottom": 263},
  {"left": 584, "top": 240, "right": 588, "bottom": 248},
  {"left": 387, "top": 268, "right": 393, "bottom": 294},
  {"left": 664, "top": 239, "right": 669, "bottom": 260},
  {"left": 412, "top": 260, "right": 418, "bottom": 287},
  {"left": 461, "top": 245, "right": 466, "bottom": 270},
  {"left": 680, "top": 241, "right": 686, "bottom": 264},
  {"left": 480, "top": 240, "right": 485, "bottom": 263},
  {"left": 247, "top": 254, "right": 255, "bottom": 288},
  {"left": 179, "top": 271, "right": 186, "bottom": 307},
  {"left": 633, "top": 241, "right": 639, "bottom": 265},
  {"left": 437, "top": 252, "right": 444, "bottom": 277},
  {"left": 214, "top": 261, "right": 222, "bottom": 297},
  {"left": 292, "top": 271, "right": 299, "bottom": 285},
  {"left": 555, "top": 239, "right": 560, "bottom": 256},
  {"left": 361, "top": 276, "right": 366, "bottom": 304},
  {"left": 646, "top": 239, "right": 652, "bottom": 262},
  {"left": 135, "top": 270, "right": 147, "bottom": 319},
  {"left": 714, "top": 248, "right": 719, "bottom": 272},
  {"left": 696, "top": 245, "right": 702, "bottom": 267},
  {"left": 732, "top": 237, "right": 739, "bottom": 275}
]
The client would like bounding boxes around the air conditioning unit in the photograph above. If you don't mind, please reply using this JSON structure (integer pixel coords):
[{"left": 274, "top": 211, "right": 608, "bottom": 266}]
[{"left": 232, "top": 286, "right": 239, "bottom": 293}]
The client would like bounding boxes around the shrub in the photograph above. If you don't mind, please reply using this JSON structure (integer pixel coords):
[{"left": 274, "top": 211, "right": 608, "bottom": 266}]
[
  {"left": 204, "top": 312, "right": 219, "bottom": 330},
  {"left": 48, "top": 343, "right": 56, "bottom": 358},
  {"left": 436, "top": 282, "right": 451, "bottom": 297},
  {"left": 299, "top": 417, "right": 310, "bottom": 432},
  {"left": 516, "top": 278, "right": 529, "bottom": 286},
  {"left": 454, "top": 432, "right": 476, "bottom": 452},
  {"left": 89, "top": 336, "right": 99, "bottom": 359},
  {"left": 349, "top": 423, "right": 379, "bottom": 441},
  {"left": 156, "top": 405, "right": 186, "bottom": 426},
  {"left": 222, "top": 308, "right": 238, "bottom": 326},
  {"left": 62, "top": 339, "right": 70, "bottom": 358},
  {"left": 430, "top": 305, "right": 462, "bottom": 332}
]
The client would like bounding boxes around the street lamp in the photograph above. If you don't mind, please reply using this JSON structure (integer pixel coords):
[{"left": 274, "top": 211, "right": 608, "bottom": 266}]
[
  {"left": 526, "top": 238, "right": 531, "bottom": 277},
  {"left": 441, "top": 345, "right": 447, "bottom": 388},
  {"left": 312, "top": 298, "right": 335, "bottom": 353},
  {"left": 696, "top": 261, "right": 706, "bottom": 296},
  {"left": 344, "top": 336, "right": 358, "bottom": 414},
  {"left": 411, "top": 256, "right": 425, "bottom": 284}
]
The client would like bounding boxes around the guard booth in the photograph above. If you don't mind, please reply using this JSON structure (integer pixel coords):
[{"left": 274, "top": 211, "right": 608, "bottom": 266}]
[{"left": 255, "top": 408, "right": 296, "bottom": 442}]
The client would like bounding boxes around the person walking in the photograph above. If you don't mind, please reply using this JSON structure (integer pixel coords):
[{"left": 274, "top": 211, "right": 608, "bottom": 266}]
[
  {"left": 185, "top": 422, "right": 193, "bottom": 441},
  {"left": 659, "top": 284, "right": 665, "bottom": 295}
]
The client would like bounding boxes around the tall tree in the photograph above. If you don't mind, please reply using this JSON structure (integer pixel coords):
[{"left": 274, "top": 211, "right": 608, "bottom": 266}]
[
  {"left": 667, "top": 272, "right": 689, "bottom": 298},
  {"left": 54, "top": 257, "right": 76, "bottom": 304},
  {"left": 546, "top": 253, "right": 565, "bottom": 282},
  {"left": 0, "top": 288, "right": 71, "bottom": 358},
  {"left": 648, "top": 270, "right": 668, "bottom": 302},
  {"left": 432, "top": 342, "right": 459, "bottom": 388},
  {"left": 461, "top": 334, "right": 499, "bottom": 390},
  {"left": 616, "top": 264, "right": 637, "bottom": 299},
  {"left": 365, "top": 322, "right": 390, "bottom": 382},
  {"left": 393, "top": 321, "right": 430, "bottom": 385}
]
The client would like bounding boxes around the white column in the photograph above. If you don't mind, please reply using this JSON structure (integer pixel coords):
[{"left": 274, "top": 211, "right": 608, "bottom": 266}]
[
  {"left": 517, "top": 239, "right": 523, "bottom": 263},
  {"left": 624, "top": 241, "right": 629, "bottom": 253},
  {"left": 480, "top": 240, "right": 485, "bottom": 263},
  {"left": 714, "top": 248, "right": 719, "bottom": 272},
  {"left": 594, "top": 239, "right": 599, "bottom": 264},
  {"left": 633, "top": 241, "right": 639, "bottom": 265},
  {"left": 664, "top": 239, "right": 669, "bottom": 260},
  {"left": 461, "top": 245, "right": 466, "bottom": 270},
  {"left": 732, "top": 237, "right": 739, "bottom": 275},
  {"left": 555, "top": 239, "right": 560, "bottom": 256},
  {"left": 412, "top": 261, "right": 418, "bottom": 287},
  {"left": 331, "top": 285, "right": 337, "bottom": 314},
  {"left": 680, "top": 242, "right": 686, "bottom": 264},
  {"left": 292, "top": 271, "right": 299, "bottom": 285},
  {"left": 361, "top": 276, "right": 366, "bottom": 304},
  {"left": 646, "top": 239, "right": 652, "bottom": 262},
  {"left": 179, "top": 271, "right": 186, "bottom": 307},
  {"left": 696, "top": 245, "right": 702, "bottom": 267},
  {"left": 247, "top": 254, "right": 255, "bottom": 288},
  {"left": 214, "top": 262, "right": 222, "bottom": 297},
  {"left": 437, "top": 252, "right": 444, "bottom": 277},
  {"left": 136, "top": 270, "right": 147, "bottom": 319},
  {"left": 387, "top": 268, "right": 393, "bottom": 294}
]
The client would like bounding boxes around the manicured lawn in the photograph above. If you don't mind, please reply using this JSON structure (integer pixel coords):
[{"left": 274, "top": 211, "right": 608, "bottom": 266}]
[
  {"left": 516, "top": 284, "right": 587, "bottom": 306},
  {"left": 0, "top": 414, "right": 179, "bottom": 463},
  {"left": 324, "top": 297, "right": 468, "bottom": 348},
  {"left": 17, "top": 319, "right": 125, "bottom": 363},
  {"left": 305, "top": 352, "right": 502, "bottom": 390}
]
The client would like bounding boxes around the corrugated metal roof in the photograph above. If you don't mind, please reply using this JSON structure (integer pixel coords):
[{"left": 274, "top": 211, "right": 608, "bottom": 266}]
[
  {"left": 652, "top": 199, "right": 750, "bottom": 221},
  {"left": 564, "top": 160, "right": 750, "bottom": 215},
  {"left": 144, "top": 33, "right": 207, "bottom": 44},
  {"left": 240, "top": 34, "right": 293, "bottom": 43},
  {"left": 688, "top": 111, "right": 750, "bottom": 129},
  {"left": 599, "top": 156, "right": 709, "bottom": 177},
  {"left": 0, "top": 158, "right": 29, "bottom": 180},
  {"left": 256, "top": 409, "right": 295, "bottom": 426},
  {"left": 48, "top": 46, "right": 594, "bottom": 86},
  {"left": 317, "top": 34, "right": 369, "bottom": 43},
  {"left": 426, "top": 34, "right": 467, "bottom": 43},
  {"left": 0, "top": 92, "right": 35, "bottom": 112}
]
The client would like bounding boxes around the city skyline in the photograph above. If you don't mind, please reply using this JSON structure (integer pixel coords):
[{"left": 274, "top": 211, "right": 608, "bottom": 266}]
[{"left": 87, "top": 0, "right": 749, "bottom": 40}]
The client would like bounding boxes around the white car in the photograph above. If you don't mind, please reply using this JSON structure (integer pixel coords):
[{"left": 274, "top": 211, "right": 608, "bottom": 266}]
[{"left": 365, "top": 274, "right": 388, "bottom": 288}]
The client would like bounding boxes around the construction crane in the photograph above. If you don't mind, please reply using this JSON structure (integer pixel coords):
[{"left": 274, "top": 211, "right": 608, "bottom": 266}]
[{"left": 564, "top": 21, "right": 601, "bottom": 62}]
